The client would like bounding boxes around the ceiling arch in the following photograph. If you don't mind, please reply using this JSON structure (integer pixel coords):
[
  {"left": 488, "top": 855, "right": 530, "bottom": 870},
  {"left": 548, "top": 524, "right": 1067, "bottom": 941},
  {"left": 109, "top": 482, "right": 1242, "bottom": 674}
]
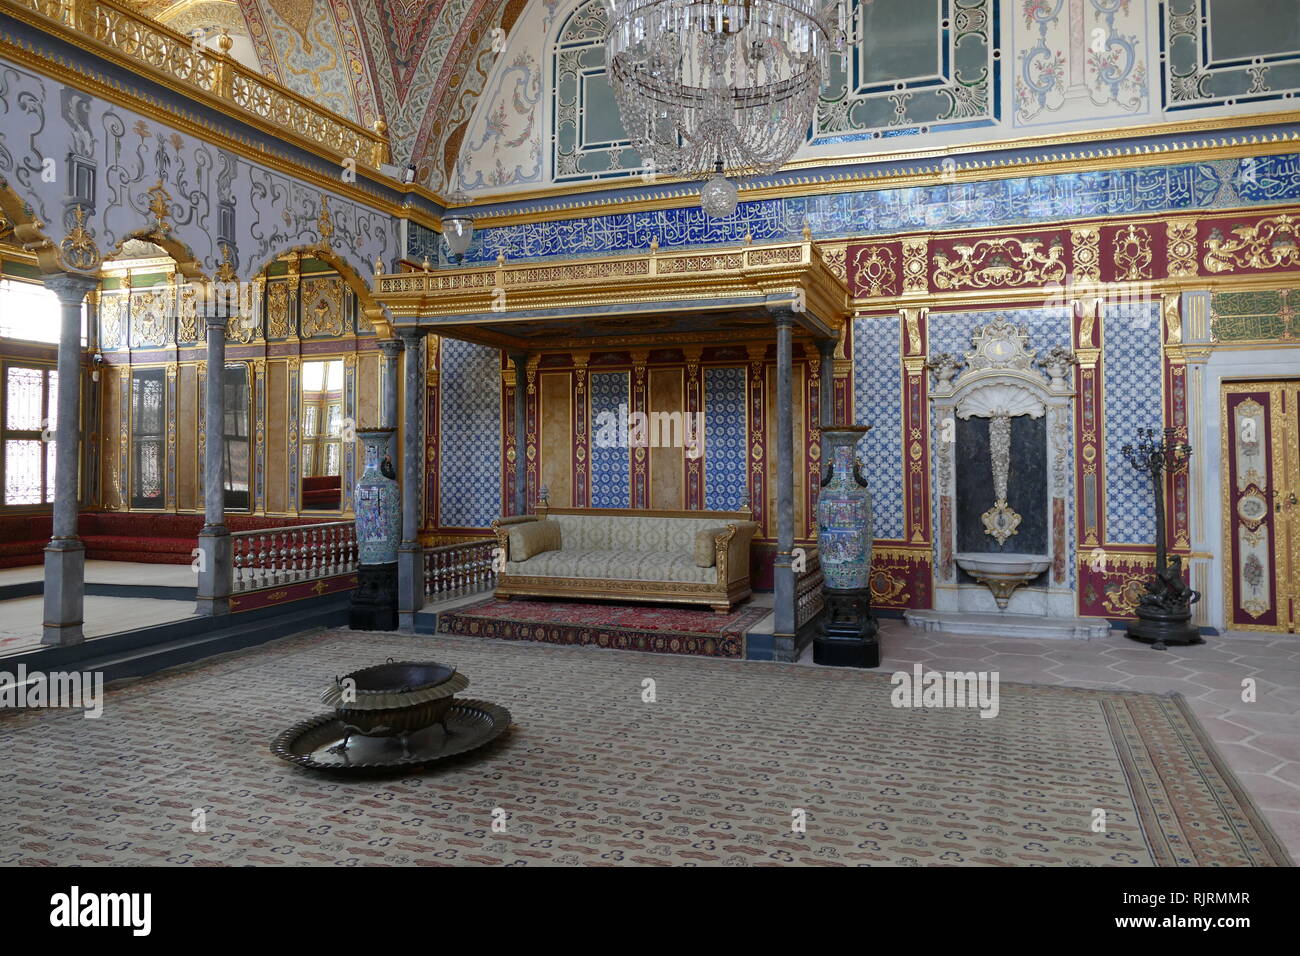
[{"left": 122, "top": 0, "right": 529, "bottom": 190}]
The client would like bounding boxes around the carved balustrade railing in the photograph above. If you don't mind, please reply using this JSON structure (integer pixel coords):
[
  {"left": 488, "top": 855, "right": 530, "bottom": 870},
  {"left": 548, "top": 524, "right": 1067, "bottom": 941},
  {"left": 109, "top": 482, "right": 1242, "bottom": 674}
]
[
  {"left": 424, "top": 538, "right": 497, "bottom": 603},
  {"left": 4, "top": 0, "right": 389, "bottom": 168},
  {"left": 231, "top": 520, "right": 357, "bottom": 594},
  {"left": 796, "top": 548, "right": 826, "bottom": 631}
]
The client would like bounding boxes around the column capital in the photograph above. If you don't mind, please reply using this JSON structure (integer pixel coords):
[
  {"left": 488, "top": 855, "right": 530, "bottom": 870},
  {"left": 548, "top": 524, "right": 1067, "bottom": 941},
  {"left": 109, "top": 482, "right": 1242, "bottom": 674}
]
[
  {"left": 769, "top": 306, "right": 797, "bottom": 327},
  {"left": 377, "top": 337, "right": 405, "bottom": 359},
  {"left": 816, "top": 336, "right": 836, "bottom": 358},
  {"left": 42, "top": 272, "right": 99, "bottom": 304},
  {"left": 205, "top": 313, "right": 229, "bottom": 333},
  {"left": 396, "top": 326, "right": 426, "bottom": 345},
  {"left": 508, "top": 351, "right": 529, "bottom": 370}
]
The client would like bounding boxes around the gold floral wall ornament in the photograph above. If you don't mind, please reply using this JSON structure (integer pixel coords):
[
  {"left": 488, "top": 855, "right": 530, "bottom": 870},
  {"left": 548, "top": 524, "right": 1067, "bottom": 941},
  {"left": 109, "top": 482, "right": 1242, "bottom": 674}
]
[
  {"left": 317, "top": 198, "right": 335, "bottom": 249},
  {"left": 1203, "top": 214, "right": 1300, "bottom": 274},
  {"left": 299, "top": 276, "right": 345, "bottom": 337},
  {"left": 131, "top": 288, "right": 172, "bottom": 347},
  {"left": 58, "top": 204, "right": 101, "bottom": 272},
  {"left": 850, "top": 244, "right": 898, "bottom": 297},
  {"left": 1112, "top": 224, "right": 1153, "bottom": 281},
  {"left": 0, "top": 211, "right": 12, "bottom": 241},
  {"left": 266, "top": 282, "right": 292, "bottom": 338},
  {"left": 931, "top": 235, "right": 1067, "bottom": 290},
  {"left": 1166, "top": 218, "right": 1198, "bottom": 277},
  {"left": 214, "top": 242, "right": 238, "bottom": 283},
  {"left": 902, "top": 239, "right": 928, "bottom": 293},
  {"left": 145, "top": 180, "right": 174, "bottom": 236},
  {"left": 99, "top": 293, "right": 123, "bottom": 349},
  {"left": 1069, "top": 226, "right": 1101, "bottom": 283},
  {"left": 177, "top": 283, "right": 199, "bottom": 342}
]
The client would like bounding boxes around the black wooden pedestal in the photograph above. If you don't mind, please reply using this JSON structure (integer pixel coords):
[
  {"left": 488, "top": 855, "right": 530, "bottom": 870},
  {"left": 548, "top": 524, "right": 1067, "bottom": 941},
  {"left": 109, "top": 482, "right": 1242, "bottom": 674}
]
[
  {"left": 350, "top": 562, "right": 398, "bottom": 631},
  {"left": 814, "top": 588, "right": 880, "bottom": 668}
]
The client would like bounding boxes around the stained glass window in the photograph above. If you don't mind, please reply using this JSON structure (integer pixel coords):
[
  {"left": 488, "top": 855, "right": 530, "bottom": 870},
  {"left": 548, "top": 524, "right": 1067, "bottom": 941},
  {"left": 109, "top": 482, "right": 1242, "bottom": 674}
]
[
  {"left": 300, "top": 359, "right": 344, "bottom": 507},
  {"left": 0, "top": 279, "right": 87, "bottom": 344},
  {"left": 223, "top": 363, "right": 250, "bottom": 511},
  {"left": 2, "top": 363, "right": 60, "bottom": 506},
  {"left": 131, "top": 368, "right": 166, "bottom": 508}
]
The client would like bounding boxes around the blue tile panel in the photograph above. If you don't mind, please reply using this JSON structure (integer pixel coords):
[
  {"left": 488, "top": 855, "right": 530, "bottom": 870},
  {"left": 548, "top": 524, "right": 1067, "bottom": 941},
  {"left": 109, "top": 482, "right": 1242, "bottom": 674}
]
[
  {"left": 589, "top": 370, "right": 631, "bottom": 508},
  {"left": 852, "top": 315, "right": 904, "bottom": 540},
  {"left": 1102, "top": 301, "right": 1163, "bottom": 544},
  {"left": 438, "top": 339, "right": 502, "bottom": 528},
  {"left": 703, "top": 366, "right": 747, "bottom": 511},
  {"left": 448, "top": 154, "right": 1300, "bottom": 264}
]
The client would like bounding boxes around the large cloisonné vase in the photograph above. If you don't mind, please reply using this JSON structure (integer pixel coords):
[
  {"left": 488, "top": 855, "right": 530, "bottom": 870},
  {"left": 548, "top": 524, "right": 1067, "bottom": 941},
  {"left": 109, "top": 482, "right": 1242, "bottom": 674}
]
[
  {"left": 816, "top": 426, "right": 874, "bottom": 590},
  {"left": 354, "top": 428, "right": 400, "bottom": 566}
]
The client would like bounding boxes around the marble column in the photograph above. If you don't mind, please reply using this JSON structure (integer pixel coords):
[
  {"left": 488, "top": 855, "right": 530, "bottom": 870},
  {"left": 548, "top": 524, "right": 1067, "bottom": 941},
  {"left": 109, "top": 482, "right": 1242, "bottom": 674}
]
[
  {"left": 397, "top": 327, "right": 425, "bottom": 629},
  {"left": 773, "top": 311, "right": 796, "bottom": 639},
  {"left": 41, "top": 273, "right": 97, "bottom": 646},
  {"left": 818, "top": 337, "right": 836, "bottom": 429},
  {"left": 196, "top": 304, "right": 232, "bottom": 615},
  {"left": 509, "top": 351, "right": 528, "bottom": 515},
  {"left": 377, "top": 337, "right": 403, "bottom": 460}
]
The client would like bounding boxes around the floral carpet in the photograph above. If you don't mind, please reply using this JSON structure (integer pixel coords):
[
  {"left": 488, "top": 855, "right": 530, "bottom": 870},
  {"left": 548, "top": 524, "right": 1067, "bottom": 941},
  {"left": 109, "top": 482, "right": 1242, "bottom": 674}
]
[
  {"left": 435, "top": 597, "right": 771, "bottom": 658},
  {"left": 0, "top": 629, "right": 1290, "bottom": 866}
]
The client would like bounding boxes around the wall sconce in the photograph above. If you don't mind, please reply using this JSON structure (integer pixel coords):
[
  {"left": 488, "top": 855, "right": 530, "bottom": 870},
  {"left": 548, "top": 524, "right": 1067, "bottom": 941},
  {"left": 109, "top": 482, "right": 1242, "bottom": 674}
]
[
  {"left": 91, "top": 352, "right": 105, "bottom": 382},
  {"left": 441, "top": 213, "right": 474, "bottom": 264}
]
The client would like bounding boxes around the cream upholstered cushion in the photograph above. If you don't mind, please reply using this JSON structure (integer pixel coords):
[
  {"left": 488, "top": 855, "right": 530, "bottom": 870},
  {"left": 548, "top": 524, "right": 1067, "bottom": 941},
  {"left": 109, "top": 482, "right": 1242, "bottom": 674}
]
[
  {"left": 550, "top": 514, "right": 723, "bottom": 551},
  {"left": 508, "top": 519, "right": 561, "bottom": 561},
  {"left": 694, "top": 528, "right": 724, "bottom": 567},
  {"left": 506, "top": 549, "right": 716, "bottom": 584}
]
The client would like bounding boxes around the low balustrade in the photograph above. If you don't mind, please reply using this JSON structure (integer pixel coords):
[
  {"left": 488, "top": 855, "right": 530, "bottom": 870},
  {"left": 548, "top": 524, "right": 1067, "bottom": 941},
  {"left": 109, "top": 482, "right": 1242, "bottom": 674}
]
[
  {"left": 796, "top": 548, "right": 826, "bottom": 631},
  {"left": 231, "top": 520, "right": 357, "bottom": 594},
  {"left": 424, "top": 538, "right": 497, "bottom": 603}
]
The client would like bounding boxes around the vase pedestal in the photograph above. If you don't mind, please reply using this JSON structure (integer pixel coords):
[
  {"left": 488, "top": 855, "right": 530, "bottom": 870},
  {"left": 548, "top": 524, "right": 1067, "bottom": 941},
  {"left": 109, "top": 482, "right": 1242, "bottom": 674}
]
[
  {"left": 350, "top": 562, "right": 398, "bottom": 631},
  {"left": 814, "top": 588, "right": 880, "bottom": 668}
]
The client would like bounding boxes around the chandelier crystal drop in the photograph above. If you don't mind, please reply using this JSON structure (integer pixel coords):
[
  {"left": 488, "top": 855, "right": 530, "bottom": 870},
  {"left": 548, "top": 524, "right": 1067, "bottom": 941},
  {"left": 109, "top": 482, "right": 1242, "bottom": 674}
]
[
  {"left": 605, "top": 0, "right": 842, "bottom": 213},
  {"left": 700, "top": 163, "right": 739, "bottom": 217}
]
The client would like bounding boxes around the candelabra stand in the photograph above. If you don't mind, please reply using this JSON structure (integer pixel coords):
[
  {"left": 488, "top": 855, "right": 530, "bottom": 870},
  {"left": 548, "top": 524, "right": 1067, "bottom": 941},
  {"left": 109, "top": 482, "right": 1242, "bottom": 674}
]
[{"left": 1120, "top": 427, "right": 1202, "bottom": 650}]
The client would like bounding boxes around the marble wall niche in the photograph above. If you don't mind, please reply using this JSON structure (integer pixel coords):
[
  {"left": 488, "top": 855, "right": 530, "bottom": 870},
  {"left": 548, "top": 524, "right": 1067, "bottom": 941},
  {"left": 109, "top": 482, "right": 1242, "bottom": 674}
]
[{"left": 928, "top": 317, "right": 1080, "bottom": 620}]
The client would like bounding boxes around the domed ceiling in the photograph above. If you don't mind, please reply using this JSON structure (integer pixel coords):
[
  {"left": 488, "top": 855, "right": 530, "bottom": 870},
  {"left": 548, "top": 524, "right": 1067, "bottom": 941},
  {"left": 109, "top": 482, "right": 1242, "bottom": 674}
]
[{"left": 123, "top": 0, "right": 531, "bottom": 191}]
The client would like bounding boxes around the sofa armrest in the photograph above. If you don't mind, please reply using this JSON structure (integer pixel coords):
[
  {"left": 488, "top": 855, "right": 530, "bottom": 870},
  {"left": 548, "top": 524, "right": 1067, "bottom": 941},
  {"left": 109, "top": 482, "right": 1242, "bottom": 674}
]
[
  {"left": 714, "top": 520, "right": 759, "bottom": 586},
  {"left": 491, "top": 515, "right": 541, "bottom": 562}
]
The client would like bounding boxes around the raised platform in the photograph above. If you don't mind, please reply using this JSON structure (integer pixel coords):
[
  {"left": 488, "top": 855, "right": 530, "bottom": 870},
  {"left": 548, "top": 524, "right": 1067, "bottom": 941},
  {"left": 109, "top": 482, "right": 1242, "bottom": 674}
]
[
  {"left": 420, "top": 595, "right": 773, "bottom": 659},
  {"left": 904, "top": 609, "right": 1113, "bottom": 640}
]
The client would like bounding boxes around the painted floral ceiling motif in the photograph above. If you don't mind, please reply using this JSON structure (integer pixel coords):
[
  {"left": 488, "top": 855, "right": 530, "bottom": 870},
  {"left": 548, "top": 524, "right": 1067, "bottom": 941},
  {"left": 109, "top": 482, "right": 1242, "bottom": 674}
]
[{"left": 121, "top": 0, "right": 527, "bottom": 190}]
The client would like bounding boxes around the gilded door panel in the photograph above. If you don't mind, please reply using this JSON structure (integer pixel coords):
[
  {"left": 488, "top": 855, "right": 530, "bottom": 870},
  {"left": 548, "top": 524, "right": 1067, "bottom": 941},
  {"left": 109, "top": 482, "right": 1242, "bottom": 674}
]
[{"left": 1222, "top": 382, "right": 1297, "bottom": 632}]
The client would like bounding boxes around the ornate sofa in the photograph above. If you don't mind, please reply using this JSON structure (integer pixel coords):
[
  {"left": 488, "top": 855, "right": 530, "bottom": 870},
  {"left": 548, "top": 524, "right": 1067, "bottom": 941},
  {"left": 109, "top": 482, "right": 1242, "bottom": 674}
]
[{"left": 491, "top": 506, "right": 759, "bottom": 613}]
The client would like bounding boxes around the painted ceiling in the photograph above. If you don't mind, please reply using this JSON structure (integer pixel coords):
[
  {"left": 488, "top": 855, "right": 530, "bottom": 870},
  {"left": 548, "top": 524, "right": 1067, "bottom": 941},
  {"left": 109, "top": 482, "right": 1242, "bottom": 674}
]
[{"left": 123, "top": 0, "right": 531, "bottom": 190}]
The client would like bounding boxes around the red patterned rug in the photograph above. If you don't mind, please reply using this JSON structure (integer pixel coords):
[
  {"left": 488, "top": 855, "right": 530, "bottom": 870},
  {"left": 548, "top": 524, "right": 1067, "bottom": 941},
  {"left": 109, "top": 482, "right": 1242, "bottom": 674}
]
[{"left": 434, "top": 597, "right": 771, "bottom": 658}]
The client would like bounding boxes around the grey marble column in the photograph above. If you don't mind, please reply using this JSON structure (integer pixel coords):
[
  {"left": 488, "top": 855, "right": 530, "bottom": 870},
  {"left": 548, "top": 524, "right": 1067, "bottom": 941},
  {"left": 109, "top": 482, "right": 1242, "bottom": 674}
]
[
  {"left": 196, "top": 305, "right": 232, "bottom": 615},
  {"left": 40, "top": 273, "right": 97, "bottom": 646},
  {"left": 773, "top": 312, "right": 796, "bottom": 639},
  {"left": 509, "top": 351, "right": 528, "bottom": 515},
  {"left": 377, "top": 337, "right": 403, "bottom": 460},
  {"left": 396, "top": 327, "right": 425, "bottom": 629},
  {"left": 818, "top": 337, "right": 836, "bottom": 429}
]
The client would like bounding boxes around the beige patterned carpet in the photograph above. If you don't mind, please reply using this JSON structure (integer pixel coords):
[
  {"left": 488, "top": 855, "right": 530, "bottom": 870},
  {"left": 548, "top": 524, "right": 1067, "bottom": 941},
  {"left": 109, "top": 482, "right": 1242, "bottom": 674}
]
[{"left": 0, "top": 628, "right": 1290, "bottom": 866}]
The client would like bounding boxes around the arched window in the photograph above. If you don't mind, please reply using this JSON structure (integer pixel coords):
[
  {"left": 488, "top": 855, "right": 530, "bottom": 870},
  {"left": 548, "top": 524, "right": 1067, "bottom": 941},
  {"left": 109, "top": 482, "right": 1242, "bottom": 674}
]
[{"left": 551, "top": 0, "right": 640, "bottom": 182}]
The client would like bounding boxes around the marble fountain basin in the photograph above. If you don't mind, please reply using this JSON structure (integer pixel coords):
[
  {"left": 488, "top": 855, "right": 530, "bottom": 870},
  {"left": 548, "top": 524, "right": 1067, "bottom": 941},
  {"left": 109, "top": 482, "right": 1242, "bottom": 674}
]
[
  {"left": 955, "top": 553, "right": 1051, "bottom": 578},
  {"left": 955, "top": 553, "right": 1051, "bottom": 610}
]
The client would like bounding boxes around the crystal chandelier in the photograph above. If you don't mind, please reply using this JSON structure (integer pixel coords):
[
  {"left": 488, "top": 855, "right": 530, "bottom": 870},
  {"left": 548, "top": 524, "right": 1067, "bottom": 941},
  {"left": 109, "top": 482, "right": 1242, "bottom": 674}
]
[{"left": 605, "top": 0, "right": 841, "bottom": 216}]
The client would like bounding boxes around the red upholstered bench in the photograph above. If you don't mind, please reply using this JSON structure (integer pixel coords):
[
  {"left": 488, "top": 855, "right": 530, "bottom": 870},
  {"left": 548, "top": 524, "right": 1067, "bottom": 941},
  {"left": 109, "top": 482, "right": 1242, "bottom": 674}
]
[
  {"left": 301, "top": 476, "right": 341, "bottom": 510},
  {"left": 0, "top": 512, "right": 343, "bottom": 568},
  {"left": 0, "top": 513, "right": 53, "bottom": 569}
]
